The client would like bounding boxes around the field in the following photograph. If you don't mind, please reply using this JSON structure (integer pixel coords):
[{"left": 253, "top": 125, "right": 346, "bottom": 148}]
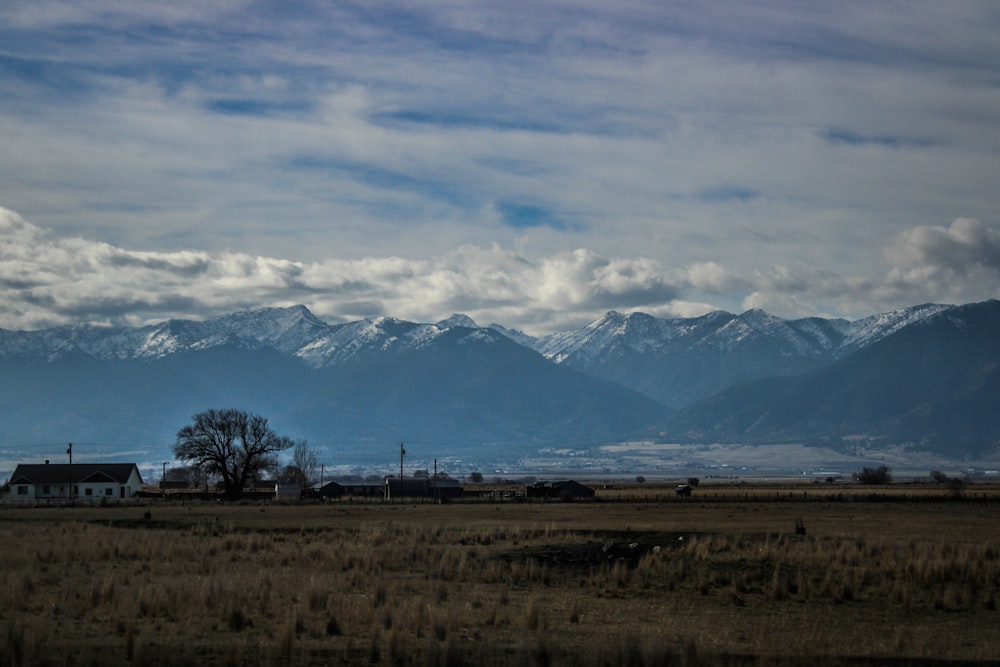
[{"left": 2, "top": 484, "right": 1000, "bottom": 666}]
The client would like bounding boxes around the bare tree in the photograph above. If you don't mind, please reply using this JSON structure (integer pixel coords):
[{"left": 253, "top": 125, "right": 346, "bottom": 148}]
[
  {"left": 173, "top": 408, "right": 293, "bottom": 499},
  {"left": 276, "top": 441, "right": 320, "bottom": 488},
  {"left": 291, "top": 439, "right": 319, "bottom": 487}
]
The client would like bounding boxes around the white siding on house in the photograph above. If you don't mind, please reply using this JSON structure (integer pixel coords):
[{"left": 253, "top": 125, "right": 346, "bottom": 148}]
[{"left": 6, "top": 464, "right": 144, "bottom": 501}]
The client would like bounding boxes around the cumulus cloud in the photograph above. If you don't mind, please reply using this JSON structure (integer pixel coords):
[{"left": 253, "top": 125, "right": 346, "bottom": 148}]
[
  {"left": 735, "top": 218, "right": 1000, "bottom": 318},
  {"left": 3, "top": 208, "right": 999, "bottom": 334},
  {"left": 876, "top": 218, "right": 1000, "bottom": 304},
  {"left": 886, "top": 218, "right": 1000, "bottom": 275},
  {"left": 0, "top": 209, "right": 689, "bottom": 334}
]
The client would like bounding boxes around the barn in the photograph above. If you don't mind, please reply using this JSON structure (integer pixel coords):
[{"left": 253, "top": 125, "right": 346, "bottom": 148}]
[{"left": 8, "top": 463, "right": 144, "bottom": 501}]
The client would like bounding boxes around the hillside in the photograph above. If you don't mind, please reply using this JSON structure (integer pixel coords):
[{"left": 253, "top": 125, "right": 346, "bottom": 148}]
[
  {"left": 653, "top": 300, "right": 1000, "bottom": 456},
  {"left": 0, "top": 319, "right": 662, "bottom": 462},
  {"left": 1, "top": 300, "right": 998, "bottom": 464}
]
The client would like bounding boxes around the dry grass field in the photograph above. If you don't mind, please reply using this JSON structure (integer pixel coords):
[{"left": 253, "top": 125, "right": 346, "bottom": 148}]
[{"left": 2, "top": 485, "right": 999, "bottom": 666}]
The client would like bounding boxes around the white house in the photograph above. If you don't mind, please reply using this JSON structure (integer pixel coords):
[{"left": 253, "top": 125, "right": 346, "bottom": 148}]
[{"left": 8, "top": 463, "right": 144, "bottom": 501}]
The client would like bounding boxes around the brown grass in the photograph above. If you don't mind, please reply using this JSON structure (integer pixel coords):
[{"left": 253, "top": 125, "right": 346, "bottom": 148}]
[{"left": 1, "top": 492, "right": 998, "bottom": 665}]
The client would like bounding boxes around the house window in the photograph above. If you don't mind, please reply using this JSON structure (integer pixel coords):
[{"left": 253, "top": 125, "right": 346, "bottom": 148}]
[
  {"left": 17, "top": 486, "right": 27, "bottom": 495},
  {"left": 85, "top": 488, "right": 93, "bottom": 497},
  {"left": 42, "top": 485, "right": 51, "bottom": 495},
  {"left": 104, "top": 488, "right": 113, "bottom": 496}
]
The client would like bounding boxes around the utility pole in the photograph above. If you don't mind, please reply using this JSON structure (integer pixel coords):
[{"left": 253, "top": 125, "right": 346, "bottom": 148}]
[
  {"left": 399, "top": 442, "right": 406, "bottom": 481},
  {"left": 67, "top": 442, "right": 73, "bottom": 503}
]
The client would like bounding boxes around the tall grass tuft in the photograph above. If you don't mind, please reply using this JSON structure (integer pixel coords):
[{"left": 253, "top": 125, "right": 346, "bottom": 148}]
[{"left": 6, "top": 620, "right": 25, "bottom": 667}]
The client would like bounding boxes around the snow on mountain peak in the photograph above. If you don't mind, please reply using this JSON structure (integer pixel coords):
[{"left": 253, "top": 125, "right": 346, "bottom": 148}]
[
  {"left": 0, "top": 301, "right": 969, "bottom": 379},
  {"left": 843, "top": 303, "right": 951, "bottom": 350},
  {"left": 436, "top": 313, "right": 479, "bottom": 329}
]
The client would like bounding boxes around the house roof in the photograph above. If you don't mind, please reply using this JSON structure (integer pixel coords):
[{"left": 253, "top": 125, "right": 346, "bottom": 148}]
[
  {"left": 10, "top": 463, "right": 143, "bottom": 486},
  {"left": 313, "top": 481, "right": 344, "bottom": 491},
  {"left": 531, "top": 480, "right": 592, "bottom": 490}
]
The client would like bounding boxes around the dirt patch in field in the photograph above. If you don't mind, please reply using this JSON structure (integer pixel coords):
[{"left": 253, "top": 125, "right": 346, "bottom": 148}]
[{"left": 499, "top": 530, "right": 704, "bottom": 569}]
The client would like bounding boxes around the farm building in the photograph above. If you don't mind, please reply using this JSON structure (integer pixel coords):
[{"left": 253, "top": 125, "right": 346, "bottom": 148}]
[
  {"left": 274, "top": 483, "right": 301, "bottom": 500},
  {"left": 312, "top": 480, "right": 384, "bottom": 499},
  {"left": 312, "top": 481, "right": 345, "bottom": 498},
  {"left": 8, "top": 463, "right": 144, "bottom": 501},
  {"left": 384, "top": 477, "right": 463, "bottom": 501},
  {"left": 526, "top": 480, "right": 595, "bottom": 501}
]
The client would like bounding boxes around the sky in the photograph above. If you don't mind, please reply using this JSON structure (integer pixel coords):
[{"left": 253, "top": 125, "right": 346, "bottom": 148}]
[{"left": 1, "top": 1, "right": 999, "bottom": 335}]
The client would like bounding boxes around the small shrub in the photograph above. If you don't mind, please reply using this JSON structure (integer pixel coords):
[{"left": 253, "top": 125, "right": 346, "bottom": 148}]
[
  {"left": 855, "top": 466, "right": 892, "bottom": 484},
  {"left": 228, "top": 607, "right": 252, "bottom": 632}
]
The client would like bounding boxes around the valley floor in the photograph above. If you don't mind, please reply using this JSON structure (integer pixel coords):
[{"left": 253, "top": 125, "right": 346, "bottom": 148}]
[{"left": 2, "top": 488, "right": 1000, "bottom": 665}]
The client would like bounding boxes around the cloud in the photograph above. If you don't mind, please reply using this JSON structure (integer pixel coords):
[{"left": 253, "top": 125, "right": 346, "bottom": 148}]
[
  {"left": 0, "top": 208, "right": 685, "bottom": 333},
  {"left": 877, "top": 218, "right": 1000, "bottom": 304},
  {"left": 734, "top": 218, "right": 1000, "bottom": 317},
  {"left": 886, "top": 217, "right": 1000, "bottom": 273},
  {"left": 1, "top": 5, "right": 1000, "bottom": 331},
  {"left": 3, "top": 209, "right": 999, "bottom": 333}
]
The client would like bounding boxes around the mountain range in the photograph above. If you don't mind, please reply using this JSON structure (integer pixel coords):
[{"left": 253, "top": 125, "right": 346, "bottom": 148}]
[{"left": 1, "top": 299, "right": 997, "bottom": 465}]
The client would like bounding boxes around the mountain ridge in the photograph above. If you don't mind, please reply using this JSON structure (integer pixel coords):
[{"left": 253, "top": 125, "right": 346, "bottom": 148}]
[
  {"left": 1, "top": 299, "right": 997, "bottom": 462},
  {"left": 653, "top": 299, "right": 1000, "bottom": 456}
]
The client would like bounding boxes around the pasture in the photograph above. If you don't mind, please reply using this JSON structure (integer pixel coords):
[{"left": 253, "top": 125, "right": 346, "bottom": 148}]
[{"left": 2, "top": 485, "right": 999, "bottom": 665}]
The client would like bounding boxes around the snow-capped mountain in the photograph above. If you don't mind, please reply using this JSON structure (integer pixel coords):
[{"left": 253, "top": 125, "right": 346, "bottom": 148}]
[
  {"left": 654, "top": 299, "right": 1000, "bottom": 456},
  {"left": 1, "top": 300, "right": 996, "bottom": 461},
  {"left": 0, "top": 306, "right": 493, "bottom": 370},
  {"left": 0, "top": 305, "right": 329, "bottom": 362},
  {"left": 513, "top": 304, "right": 948, "bottom": 408},
  {"left": 839, "top": 303, "right": 951, "bottom": 351},
  {"left": 0, "top": 307, "right": 663, "bottom": 460}
]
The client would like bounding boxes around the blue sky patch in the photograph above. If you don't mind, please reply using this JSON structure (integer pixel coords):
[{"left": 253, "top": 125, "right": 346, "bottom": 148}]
[
  {"left": 372, "top": 110, "right": 564, "bottom": 134},
  {"left": 205, "top": 99, "right": 311, "bottom": 117},
  {"left": 697, "top": 186, "right": 761, "bottom": 203},
  {"left": 290, "top": 157, "right": 476, "bottom": 209},
  {"left": 821, "top": 129, "right": 929, "bottom": 149},
  {"left": 497, "top": 202, "right": 572, "bottom": 230}
]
